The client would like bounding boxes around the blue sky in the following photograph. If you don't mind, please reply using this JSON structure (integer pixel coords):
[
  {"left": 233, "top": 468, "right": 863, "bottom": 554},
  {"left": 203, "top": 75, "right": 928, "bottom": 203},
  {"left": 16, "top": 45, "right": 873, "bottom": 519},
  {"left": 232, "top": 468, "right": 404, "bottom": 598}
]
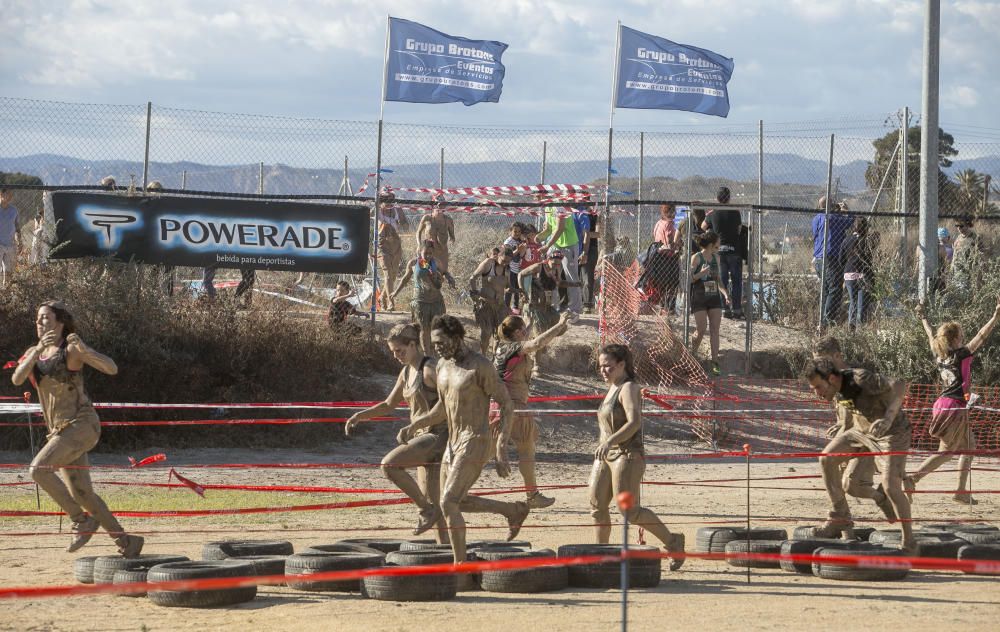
[{"left": 2, "top": 0, "right": 999, "bottom": 137}]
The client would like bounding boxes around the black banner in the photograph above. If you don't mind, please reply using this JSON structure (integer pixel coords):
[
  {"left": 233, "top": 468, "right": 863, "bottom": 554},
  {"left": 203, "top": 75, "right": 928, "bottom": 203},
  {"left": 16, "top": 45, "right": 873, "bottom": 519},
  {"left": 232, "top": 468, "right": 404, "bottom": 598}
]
[{"left": 50, "top": 192, "right": 370, "bottom": 273}]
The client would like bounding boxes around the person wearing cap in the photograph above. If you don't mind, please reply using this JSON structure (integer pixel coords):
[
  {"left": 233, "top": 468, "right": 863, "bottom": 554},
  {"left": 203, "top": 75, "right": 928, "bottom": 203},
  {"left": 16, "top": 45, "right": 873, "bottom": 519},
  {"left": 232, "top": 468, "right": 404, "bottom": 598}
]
[
  {"left": 536, "top": 200, "right": 583, "bottom": 319},
  {"left": 950, "top": 214, "right": 981, "bottom": 293},
  {"left": 932, "top": 227, "right": 953, "bottom": 293},
  {"left": 706, "top": 187, "right": 747, "bottom": 319},
  {"left": 0, "top": 186, "right": 22, "bottom": 285},
  {"left": 811, "top": 197, "right": 853, "bottom": 327}
]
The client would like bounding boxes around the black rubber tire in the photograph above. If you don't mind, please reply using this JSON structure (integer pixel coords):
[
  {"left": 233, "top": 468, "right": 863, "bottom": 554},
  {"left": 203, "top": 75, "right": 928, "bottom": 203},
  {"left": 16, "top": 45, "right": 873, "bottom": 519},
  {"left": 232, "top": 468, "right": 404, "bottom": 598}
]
[
  {"left": 73, "top": 556, "right": 101, "bottom": 584},
  {"left": 953, "top": 531, "right": 1000, "bottom": 545},
  {"left": 397, "top": 539, "right": 530, "bottom": 553},
  {"left": 361, "top": 563, "right": 458, "bottom": 602},
  {"left": 476, "top": 548, "right": 567, "bottom": 593},
  {"left": 873, "top": 529, "right": 955, "bottom": 545},
  {"left": 147, "top": 561, "right": 258, "bottom": 608},
  {"left": 811, "top": 545, "right": 911, "bottom": 581},
  {"left": 300, "top": 543, "right": 384, "bottom": 556},
  {"left": 335, "top": 538, "right": 412, "bottom": 553},
  {"left": 230, "top": 555, "right": 288, "bottom": 579},
  {"left": 112, "top": 568, "right": 150, "bottom": 597},
  {"left": 923, "top": 523, "right": 998, "bottom": 534},
  {"left": 557, "top": 544, "right": 661, "bottom": 589},
  {"left": 285, "top": 551, "right": 384, "bottom": 592},
  {"left": 93, "top": 554, "right": 190, "bottom": 585},
  {"left": 201, "top": 540, "right": 293, "bottom": 560},
  {"left": 779, "top": 539, "right": 853, "bottom": 574},
  {"left": 915, "top": 538, "right": 970, "bottom": 559},
  {"left": 724, "top": 540, "right": 784, "bottom": 568},
  {"left": 695, "top": 527, "right": 789, "bottom": 554},
  {"left": 791, "top": 526, "right": 873, "bottom": 542},
  {"left": 386, "top": 548, "right": 482, "bottom": 591},
  {"left": 957, "top": 544, "right": 1000, "bottom": 575},
  {"left": 396, "top": 542, "right": 454, "bottom": 553}
]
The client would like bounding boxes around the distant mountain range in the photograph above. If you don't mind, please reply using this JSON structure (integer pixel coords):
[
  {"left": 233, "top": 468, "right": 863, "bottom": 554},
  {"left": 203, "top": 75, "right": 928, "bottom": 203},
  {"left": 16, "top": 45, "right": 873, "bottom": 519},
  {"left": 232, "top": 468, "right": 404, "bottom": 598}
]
[{"left": 1, "top": 152, "right": 997, "bottom": 197}]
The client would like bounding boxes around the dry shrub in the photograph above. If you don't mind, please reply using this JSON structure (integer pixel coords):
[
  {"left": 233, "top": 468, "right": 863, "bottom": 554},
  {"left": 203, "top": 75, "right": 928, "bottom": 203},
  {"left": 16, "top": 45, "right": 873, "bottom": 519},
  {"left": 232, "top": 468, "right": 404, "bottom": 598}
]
[{"left": 0, "top": 259, "right": 395, "bottom": 450}]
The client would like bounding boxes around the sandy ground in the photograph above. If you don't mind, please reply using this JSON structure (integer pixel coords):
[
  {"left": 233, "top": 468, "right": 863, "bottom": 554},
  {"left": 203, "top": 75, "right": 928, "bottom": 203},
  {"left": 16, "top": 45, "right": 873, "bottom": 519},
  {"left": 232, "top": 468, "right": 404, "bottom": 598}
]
[{"left": 2, "top": 425, "right": 998, "bottom": 632}]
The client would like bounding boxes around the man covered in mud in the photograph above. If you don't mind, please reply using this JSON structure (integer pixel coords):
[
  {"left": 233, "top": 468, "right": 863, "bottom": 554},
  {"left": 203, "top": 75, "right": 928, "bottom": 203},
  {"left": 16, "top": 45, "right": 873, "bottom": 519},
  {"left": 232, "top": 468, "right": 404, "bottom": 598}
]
[
  {"left": 402, "top": 315, "right": 530, "bottom": 563},
  {"left": 812, "top": 337, "right": 898, "bottom": 525},
  {"left": 416, "top": 200, "right": 456, "bottom": 274},
  {"left": 804, "top": 358, "right": 915, "bottom": 554}
]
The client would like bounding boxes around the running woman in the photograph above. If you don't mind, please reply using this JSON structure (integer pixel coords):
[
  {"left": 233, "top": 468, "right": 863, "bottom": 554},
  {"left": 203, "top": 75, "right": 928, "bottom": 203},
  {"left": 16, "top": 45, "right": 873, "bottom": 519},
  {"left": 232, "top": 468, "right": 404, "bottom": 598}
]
[
  {"left": 492, "top": 312, "right": 571, "bottom": 509},
  {"left": 391, "top": 240, "right": 455, "bottom": 354},
  {"left": 469, "top": 247, "right": 512, "bottom": 354},
  {"left": 906, "top": 298, "right": 1000, "bottom": 505},
  {"left": 11, "top": 301, "right": 144, "bottom": 557},
  {"left": 345, "top": 323, "right": 449, "bottom": 542},
  {"left": 590, "top": 344, "right": 686, "bottom": 570}
]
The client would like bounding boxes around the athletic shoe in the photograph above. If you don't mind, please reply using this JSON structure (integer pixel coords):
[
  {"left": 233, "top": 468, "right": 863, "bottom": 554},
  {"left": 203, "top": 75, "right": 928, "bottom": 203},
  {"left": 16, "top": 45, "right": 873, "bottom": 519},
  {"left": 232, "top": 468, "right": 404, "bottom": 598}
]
[
  {"left": 526, "top": 491, "right": 555, "bottom": 509},
  {"left": 873, "top": 484, "right": 898, "bottom": 523},
  {"left": 665, "top": 533, "right": 686, "bottom": 571},
  {"left": 953, "top": 494, "right": 978, "bottom": 506},
  {"left": 811, "top": 513, "right": 854, "bottom": 539},
  {"left": 506, "top": 501, "right": 530, "bottom": 541},
  {"left": 116, "top": 534, "right": 145, "bottom": 558},
  {"left": 413, "top": 505, "right": 443, "bottom": 535},
  {"left": 710, "top": 362, "right": 721, "bottom": 376},
  {"left": 66, "top": 515, "right": 100, "bottom": 553}
]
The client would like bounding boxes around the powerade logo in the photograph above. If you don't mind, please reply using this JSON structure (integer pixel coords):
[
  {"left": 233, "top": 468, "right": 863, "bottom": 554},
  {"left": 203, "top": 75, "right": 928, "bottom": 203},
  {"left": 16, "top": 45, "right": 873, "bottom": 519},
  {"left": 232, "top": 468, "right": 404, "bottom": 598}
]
[
  {"left": 157, "top": 215, "right": 352, "bottom": 257},
  {"left": 77, "top": 206, "right": 143, "bottom": 249}
]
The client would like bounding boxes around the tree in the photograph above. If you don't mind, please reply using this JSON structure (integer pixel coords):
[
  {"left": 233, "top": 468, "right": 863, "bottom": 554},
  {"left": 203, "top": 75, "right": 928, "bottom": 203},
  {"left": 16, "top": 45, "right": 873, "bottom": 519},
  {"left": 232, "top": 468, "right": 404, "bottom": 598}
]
[
  {"left": 954, "top": 168, "right": 985, "bottom": 206},
  {"left": 865, "top": 125, "right": 958, "bottom": 213},
  {"left": 0, "top": 171, "right": 44, "bottom": 186}
]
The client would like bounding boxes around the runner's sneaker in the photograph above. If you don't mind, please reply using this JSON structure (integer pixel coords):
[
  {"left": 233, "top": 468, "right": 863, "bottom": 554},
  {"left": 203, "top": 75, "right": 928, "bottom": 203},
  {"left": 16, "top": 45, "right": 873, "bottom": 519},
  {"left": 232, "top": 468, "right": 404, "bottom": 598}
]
[
  {"left": 952, "top": 494, "right": 978, "bottom": 506},
  {"left": 66, "top": 515, "right": 100, "bottom": 553},
  {"left": 710, "top": 362, "right": 721, "bottom": 376},
  {"left": 526, "top": 491, "right": 555, "bottom": 509},
  {"left": 115, "top": 535, "right": 145, "bottom": 558},
  {"left": 665, "top": 533, "right": 686, "bottom": 571},
  {"left": 506, "top": 502, "right": 530, "bottom": 541}
]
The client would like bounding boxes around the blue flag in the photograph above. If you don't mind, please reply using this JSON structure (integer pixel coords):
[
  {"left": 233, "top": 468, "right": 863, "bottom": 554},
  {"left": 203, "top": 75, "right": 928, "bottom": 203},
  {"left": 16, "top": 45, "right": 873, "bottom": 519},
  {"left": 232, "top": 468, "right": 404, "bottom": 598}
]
[
  {"left": 384, "top": 17, "right": 508, "bottom": 106},
  {"left": 615, "top": 25, "right": 734, "bottom": 117}
]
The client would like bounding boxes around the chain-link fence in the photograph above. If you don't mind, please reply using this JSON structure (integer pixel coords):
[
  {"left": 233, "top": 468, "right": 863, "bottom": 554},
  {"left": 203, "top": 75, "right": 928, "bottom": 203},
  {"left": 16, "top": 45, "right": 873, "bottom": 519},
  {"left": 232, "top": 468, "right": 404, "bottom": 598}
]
[{"left": 2, "top": 96, "right": 1000, "bottom": 378}]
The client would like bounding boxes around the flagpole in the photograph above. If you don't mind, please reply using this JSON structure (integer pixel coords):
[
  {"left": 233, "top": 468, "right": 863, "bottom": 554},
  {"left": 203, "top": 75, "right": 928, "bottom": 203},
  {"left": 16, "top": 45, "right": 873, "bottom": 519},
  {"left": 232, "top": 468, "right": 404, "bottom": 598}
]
[
  {"left": 601, "top": 21, "right": 621, "bottom": 334},
  {"left": 371, "top": 14, "right": 391, "bottom": 322}
]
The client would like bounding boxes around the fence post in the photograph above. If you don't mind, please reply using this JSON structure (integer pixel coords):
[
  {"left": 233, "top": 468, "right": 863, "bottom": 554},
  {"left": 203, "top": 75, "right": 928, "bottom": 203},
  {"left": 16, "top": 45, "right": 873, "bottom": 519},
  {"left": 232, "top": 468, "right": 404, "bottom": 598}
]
[
  {"left": 181, "top": 170, "right": 187, "bottom": 191},
  {"left": 638, "top": 132, "right": 644, "bottom": 250},
  {"left": 258, "top": 162, "right": 264, "bottom": 195},
  {"left": 371, "top": 120, "right": 384, "bottom": 323},
  {"left": 744, "top": 210, "right": 753, "bottom": 375},
  {"left": 538, "top": 141, "right": 547, "bottom": 230},
  {"left": 756, "top": 120, "right": 764, "bottom": 320},
  {"left": 617, "top": 491, "right": 633, "bottom": 632},
  {"left": 744, "top": 443, "right": 752, "bottom": 584},
  {"left": 682, "top": 208, "right": 692, "bottom": 347},
  {"left": 900, "top": 107, "right": 909, "bottom": 277},
  {"left": 819, "top": 134, "right": 835, "bottom": 330},
  {"left": 917, "top": 0, "right": 941, "bottom": 304},
  {"left": 439, "top": 148, "right": 445, "bottom": 189},
  {"left": 142, "top": 101, "right": 152, "bottom": 190}
]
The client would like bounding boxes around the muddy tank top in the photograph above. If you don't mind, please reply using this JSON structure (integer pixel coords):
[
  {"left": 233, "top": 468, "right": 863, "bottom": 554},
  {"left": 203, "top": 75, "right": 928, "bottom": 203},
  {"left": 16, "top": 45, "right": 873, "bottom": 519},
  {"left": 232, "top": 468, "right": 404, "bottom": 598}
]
[
  {"left": 403, "top": 357, "right": 446, "bottom": 436},
  {"left": 413, "top": 259, "right": 444, "bottom": 304},
  {"left": 33, "top": 347, "right": 97, "bottom": 436},
  {"left": 597, "top": 380, "right": 643, "bottom": 459}
]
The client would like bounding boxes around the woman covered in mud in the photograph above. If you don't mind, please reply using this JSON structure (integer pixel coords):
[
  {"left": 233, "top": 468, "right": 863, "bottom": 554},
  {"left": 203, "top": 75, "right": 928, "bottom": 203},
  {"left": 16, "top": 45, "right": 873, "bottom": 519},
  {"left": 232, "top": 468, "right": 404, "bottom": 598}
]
[
  {"left": 11, "top": 301, "right": 144, "bottom": 557},
  {"left": 345, "top": 322, "right": 449, "bottom": 542}
]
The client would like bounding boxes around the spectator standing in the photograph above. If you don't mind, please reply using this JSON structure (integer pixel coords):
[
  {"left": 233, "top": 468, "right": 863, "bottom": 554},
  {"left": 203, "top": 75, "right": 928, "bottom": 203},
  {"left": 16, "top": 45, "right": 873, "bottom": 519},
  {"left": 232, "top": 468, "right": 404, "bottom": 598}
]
[
  {"left": 838, "top": 217, "right": 875, "bottom": 330},
  {"left": 950, "top": 215, "right": 981, "bottom": 294},
  {"left": 707, "top": 187, "right": 747, "bottom": 319},
  {"left": 677, "top": 207, "right": 706, "bottom": 256},
  {"left": 536, "top": 203, "right": 582, "bottom": 319},
  {"left": 0, "top": 187, "right": 22, "bottom": 285},
  {"left": 811, "top": 197, "right": 853, "bottom": 327},
  {"left": 650, "top": 204, "right": 681, "bottom": 314},
  {"left": 573, "top": 196, "right": 600, "bottom": 312},
  {"left": 502, "top": 222, "right": 526, "bottom": 312}
]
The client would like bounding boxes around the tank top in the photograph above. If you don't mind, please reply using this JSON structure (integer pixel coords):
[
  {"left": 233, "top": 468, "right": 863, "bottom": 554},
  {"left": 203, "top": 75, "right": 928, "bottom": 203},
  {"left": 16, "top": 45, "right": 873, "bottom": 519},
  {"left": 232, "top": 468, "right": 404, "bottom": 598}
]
[
  {"left": 691, "top": 252, "right": 719, "bottom": 294},
  {"left": 480, "top": 259, "right": 507, "bottom": 303},
  {"left": 33, "top": 346, "right": 97, "bottom": 436},
  {"left": 597, "top": 380, "right": 643, "bottom": 459},
  {"left": 413, "top": 259, "right": 444, "bottom": 304},
  {"left": 402, "top": 356, "right": 445, "bottom": 435}
]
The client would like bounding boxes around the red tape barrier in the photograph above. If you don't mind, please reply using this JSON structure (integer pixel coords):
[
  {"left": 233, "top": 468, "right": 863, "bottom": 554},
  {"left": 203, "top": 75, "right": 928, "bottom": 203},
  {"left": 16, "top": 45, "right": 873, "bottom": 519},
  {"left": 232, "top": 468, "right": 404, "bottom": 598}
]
[{"left": 0, "top": 549, "right": 995, "bottom": 600}]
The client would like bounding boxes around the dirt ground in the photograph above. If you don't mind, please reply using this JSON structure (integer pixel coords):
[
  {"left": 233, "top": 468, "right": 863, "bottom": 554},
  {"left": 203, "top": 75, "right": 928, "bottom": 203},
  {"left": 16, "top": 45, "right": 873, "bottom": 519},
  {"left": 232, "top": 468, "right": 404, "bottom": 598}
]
[{"left": 1, "top": 304, "right": 996, "bottom": 631}]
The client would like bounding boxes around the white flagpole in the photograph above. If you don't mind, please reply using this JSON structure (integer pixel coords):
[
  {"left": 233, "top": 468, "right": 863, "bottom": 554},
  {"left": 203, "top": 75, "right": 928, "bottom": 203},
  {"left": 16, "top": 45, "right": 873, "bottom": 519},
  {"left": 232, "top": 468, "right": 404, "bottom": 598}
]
[
  {"left": 371, "top": 14, "right": 391, "bottom": 321},
  {"left": 600, "top": 22, "right": 621, "bottom": 333}
]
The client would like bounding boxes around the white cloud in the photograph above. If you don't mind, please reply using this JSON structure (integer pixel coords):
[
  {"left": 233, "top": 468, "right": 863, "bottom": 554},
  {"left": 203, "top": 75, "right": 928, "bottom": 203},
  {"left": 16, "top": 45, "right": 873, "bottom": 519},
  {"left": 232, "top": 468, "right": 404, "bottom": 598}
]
[{"left": 943, "top": 85, "right": 980, "bottom": 109}]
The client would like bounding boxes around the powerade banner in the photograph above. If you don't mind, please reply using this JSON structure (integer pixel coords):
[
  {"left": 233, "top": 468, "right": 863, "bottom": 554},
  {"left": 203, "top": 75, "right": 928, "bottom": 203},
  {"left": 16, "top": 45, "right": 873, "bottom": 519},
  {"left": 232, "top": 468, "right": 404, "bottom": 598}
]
[
  {"left": 50, "top": 192, "right": 369, "bottom": 273},
  {"left": 615, "top": 25, "right": 734, "bottom": 118},
  {"left": 384, "top": 17, "right": 508, "bottom": 106}
]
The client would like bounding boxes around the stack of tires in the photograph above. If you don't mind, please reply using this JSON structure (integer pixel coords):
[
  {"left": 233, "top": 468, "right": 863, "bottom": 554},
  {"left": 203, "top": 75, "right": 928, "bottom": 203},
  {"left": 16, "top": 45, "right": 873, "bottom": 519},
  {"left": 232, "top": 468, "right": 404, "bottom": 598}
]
[{"left": 556, "top": 544, "right": 661, "bottom": 589}]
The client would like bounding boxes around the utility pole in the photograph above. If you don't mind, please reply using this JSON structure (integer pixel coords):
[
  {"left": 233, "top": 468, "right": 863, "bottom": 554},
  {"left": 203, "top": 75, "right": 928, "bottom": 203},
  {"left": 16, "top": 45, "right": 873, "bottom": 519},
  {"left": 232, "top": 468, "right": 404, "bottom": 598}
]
[{"left": 918, "top": 0, "right": 940, "bottom": 302}]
